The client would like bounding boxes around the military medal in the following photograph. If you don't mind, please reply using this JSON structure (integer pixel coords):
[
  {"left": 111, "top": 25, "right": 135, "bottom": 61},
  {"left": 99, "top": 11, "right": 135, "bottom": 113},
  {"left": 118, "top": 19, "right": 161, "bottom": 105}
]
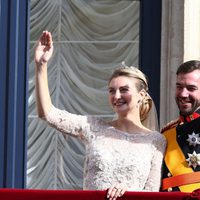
[
  {"left": 186, "top": 151, "right": 200, "bottom": 169},
  {"left": 186, "top": 132, "right": 200, "bottom": 147}
]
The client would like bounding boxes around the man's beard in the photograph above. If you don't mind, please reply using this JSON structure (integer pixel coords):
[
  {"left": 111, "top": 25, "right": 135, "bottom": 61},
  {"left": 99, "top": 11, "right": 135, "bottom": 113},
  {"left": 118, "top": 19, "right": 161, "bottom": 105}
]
[{"left": 177, "top": 98, "right": 200, "bottom": 116}]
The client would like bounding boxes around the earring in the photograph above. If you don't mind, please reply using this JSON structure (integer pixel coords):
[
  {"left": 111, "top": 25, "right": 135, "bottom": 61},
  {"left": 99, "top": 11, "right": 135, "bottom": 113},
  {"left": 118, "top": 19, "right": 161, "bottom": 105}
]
[{"left": 136, "top": 100, "right": 140, "bottom": 108}]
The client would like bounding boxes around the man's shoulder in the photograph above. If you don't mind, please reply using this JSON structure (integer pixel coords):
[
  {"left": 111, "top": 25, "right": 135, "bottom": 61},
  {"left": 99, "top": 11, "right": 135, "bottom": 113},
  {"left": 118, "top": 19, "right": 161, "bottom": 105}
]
[{"left": 161, "top": 118, "right": 180, "bottom": 133}]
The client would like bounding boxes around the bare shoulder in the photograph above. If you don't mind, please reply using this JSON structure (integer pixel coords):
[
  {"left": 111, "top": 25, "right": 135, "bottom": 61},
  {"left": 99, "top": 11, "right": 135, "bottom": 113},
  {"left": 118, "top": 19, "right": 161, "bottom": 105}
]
[{"left": 161, "top": 118, "right": 180, "bottom": 133}]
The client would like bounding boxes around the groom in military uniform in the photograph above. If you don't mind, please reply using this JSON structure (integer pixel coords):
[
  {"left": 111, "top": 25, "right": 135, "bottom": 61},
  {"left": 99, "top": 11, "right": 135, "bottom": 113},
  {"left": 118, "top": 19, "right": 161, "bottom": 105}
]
[{"left": 161, "top": 60, "right": 200, "bottom": 192}]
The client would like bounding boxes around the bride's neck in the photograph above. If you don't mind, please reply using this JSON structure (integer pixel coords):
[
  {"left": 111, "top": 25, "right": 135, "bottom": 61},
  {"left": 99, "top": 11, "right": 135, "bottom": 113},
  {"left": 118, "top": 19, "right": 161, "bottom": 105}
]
[{"left": 111, "top": 118, "right": 147, "bottom": 134}]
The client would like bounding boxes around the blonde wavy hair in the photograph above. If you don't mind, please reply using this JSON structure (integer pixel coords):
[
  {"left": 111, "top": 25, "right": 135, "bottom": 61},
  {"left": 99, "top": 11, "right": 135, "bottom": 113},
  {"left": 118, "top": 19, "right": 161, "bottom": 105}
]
[{"left": 109, "top": 62, "right": 152, "bottom": 122}]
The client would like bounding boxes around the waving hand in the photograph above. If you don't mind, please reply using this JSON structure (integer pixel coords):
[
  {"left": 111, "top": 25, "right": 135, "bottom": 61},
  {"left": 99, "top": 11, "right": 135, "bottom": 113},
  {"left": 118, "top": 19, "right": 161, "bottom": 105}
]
[{"left": 35, "top": 31, "right": 53, "bottom": 65}]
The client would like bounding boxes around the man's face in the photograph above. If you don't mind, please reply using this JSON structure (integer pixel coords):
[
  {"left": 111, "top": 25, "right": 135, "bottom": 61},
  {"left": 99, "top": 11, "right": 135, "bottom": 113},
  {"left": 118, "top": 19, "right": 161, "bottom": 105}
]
[{"left": 175, "top": 69, "right": 200, "bottom": 116}]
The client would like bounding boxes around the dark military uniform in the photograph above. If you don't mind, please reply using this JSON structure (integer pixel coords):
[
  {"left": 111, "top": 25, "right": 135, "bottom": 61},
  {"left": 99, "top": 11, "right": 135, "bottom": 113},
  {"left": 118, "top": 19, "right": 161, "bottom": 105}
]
[{"left": 161, "top": 110, "right": 200, "bottom": 192}]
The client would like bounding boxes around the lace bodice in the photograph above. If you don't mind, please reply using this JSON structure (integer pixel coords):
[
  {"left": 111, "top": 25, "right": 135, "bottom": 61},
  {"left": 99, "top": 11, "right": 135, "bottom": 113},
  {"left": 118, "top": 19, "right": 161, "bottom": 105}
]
[{"left": 45, "top": 106, "right": 166, "bottom": 191}]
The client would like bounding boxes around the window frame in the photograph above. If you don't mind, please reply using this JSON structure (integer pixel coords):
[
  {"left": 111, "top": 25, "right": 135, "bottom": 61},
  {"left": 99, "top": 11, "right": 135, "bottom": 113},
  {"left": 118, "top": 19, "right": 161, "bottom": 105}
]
[{"left": 0, "top": 0, "right": 161, "bottom": 188}]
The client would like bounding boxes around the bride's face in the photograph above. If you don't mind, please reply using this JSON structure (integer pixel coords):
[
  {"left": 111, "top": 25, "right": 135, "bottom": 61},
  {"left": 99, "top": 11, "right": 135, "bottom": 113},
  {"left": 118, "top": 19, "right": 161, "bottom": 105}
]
[{"left": 108, "top": 76, "right": 143, "bottom": 115}]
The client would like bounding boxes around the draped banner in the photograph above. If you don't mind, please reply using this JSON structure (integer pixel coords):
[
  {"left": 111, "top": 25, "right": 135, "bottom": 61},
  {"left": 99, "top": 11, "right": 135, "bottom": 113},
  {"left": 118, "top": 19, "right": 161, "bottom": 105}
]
[{"left": 1, "top": 189, "right": 200, "bottom": 200}]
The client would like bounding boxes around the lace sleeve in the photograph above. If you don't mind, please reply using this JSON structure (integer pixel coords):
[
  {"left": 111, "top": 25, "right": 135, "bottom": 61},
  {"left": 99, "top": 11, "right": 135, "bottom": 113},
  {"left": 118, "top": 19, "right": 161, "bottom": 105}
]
[
  {"left": 144, "top": 133, "right": 167, "bottom": 191},
  {"left": 43, "top": 105, "right": 93, "bottom": 142}
]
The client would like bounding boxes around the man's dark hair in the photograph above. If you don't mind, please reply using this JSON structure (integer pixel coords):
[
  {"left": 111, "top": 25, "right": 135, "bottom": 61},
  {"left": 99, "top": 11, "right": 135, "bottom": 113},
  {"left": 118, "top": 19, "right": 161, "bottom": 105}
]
[{"left": 176, "top": 60, "right": 200, "bottom": 75}]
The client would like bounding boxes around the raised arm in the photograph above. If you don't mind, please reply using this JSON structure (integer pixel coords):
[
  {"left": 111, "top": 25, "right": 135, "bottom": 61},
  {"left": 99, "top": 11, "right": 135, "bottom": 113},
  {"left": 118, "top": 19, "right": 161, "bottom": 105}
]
[{"left": 35, "top": 31, "right": 54, "bottom": 118}]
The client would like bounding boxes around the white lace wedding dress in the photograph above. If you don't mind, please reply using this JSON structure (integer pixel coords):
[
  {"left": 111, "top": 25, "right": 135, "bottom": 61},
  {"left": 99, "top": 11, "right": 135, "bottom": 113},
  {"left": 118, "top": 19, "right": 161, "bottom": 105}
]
[{"left": 45, "top": 106, "right": 166, "bottom": 191}]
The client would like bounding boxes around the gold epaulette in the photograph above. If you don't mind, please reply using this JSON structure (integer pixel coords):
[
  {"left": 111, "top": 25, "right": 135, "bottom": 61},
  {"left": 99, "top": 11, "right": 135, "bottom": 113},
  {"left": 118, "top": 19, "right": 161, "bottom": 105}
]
[{"left": 161, "top": 118, "right": 180, "bottom": 133}]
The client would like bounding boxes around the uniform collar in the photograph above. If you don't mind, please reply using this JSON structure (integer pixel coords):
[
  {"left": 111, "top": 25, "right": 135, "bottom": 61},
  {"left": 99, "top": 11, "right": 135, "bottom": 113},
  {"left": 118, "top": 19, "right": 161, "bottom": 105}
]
[{"left": 179, "top": 109, "right": 200, "bottom": 123}]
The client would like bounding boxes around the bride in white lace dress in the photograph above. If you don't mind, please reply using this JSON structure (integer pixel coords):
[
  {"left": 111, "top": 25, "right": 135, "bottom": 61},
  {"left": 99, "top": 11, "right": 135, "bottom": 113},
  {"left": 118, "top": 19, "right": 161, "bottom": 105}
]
[{"left": 35, "top": 31, "right": 166, "bottom": 200}]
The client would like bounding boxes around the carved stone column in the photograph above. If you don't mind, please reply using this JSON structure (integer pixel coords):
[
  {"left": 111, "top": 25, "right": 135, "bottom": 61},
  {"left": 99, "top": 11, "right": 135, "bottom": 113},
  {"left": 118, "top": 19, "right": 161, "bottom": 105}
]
[
  {"left": 184, "top": 0, "right": 200, "bottom": 61},
  {"left": 160, "top": 0, "right": 184, "bottom": 127}
]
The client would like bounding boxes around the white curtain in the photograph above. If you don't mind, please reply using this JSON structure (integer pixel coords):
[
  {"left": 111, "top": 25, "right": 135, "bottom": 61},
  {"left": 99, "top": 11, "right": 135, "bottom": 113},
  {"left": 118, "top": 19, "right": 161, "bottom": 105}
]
[{"left": 27, "top": 0, "right": 140, "bottom": 189}]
